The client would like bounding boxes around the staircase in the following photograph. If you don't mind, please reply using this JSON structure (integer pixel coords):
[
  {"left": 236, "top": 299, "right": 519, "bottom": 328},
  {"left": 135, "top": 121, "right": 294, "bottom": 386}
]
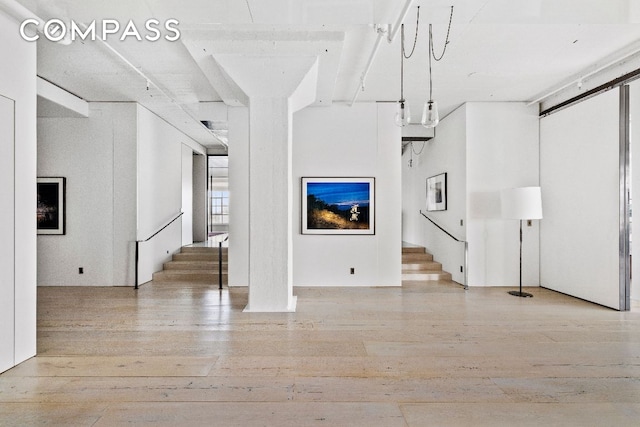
[
  {"left": 402, "top": 245, "right": 452, "bottom": 282},
  {"left": 152, "top": 246, "right": 228, "bottom": 284}
]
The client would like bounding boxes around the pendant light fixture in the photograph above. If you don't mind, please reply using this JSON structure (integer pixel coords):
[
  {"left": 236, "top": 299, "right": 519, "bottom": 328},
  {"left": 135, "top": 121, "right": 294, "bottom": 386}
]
[
  {"left": 421, "top": 6, "right": 454, "bottom": 129},
  {"left": 395, "top": 7, "right": 420, "bottom": 127}
]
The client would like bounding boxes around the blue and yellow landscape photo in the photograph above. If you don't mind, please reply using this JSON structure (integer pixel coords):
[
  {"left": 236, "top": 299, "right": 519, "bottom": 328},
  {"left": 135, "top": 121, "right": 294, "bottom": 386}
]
[{"left": 306, "top": 181, "right": 371, "bottom": 230}]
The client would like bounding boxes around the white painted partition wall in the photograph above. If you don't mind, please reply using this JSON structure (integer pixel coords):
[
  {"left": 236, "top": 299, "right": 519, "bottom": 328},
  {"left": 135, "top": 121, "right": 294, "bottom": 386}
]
[
  {"left": 0, "top": 10, "right": 37, "bottom": 373},
  {"left": 192, "top": 154, "right": 207, "bottom": 242},
  {"left": 181, "top": 144, "right": 194, "bottom": 246},
  {"left": 293, "top": 103, "right": 402, "bottom": 287},
  {"left": 137, "top": 106, "right": 195, "bottom": 284},
  {"left": 38, "top": 104, "right": 137, "bottom": 287},
  {"left": 540, "top": 89, "right": 621, "bottom": 310},
  {"left": 0, "top": 95, "right": 15, "bottom": 372},
  {"left": 401, "top": 102, "right": 539, "bottom": 288}
]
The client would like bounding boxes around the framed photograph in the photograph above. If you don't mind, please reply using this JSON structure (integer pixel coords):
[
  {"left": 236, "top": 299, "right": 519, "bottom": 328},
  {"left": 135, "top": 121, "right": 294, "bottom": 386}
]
[
  {"left": 426, "top": 173, "right": 447, "bottom": 211},
  {"left": 37, "top": 177, "right": 66, "bottom": 235},
  {"left": 302, "top": 177, "right": 375, "bottom": 235}
]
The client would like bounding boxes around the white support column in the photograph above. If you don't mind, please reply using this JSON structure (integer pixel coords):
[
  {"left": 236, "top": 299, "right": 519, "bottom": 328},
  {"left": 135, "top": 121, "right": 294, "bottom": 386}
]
[
  {"left": 213, "top": 55, "right": 318, "bottom": 312},
  {"left": 247, "top": 97, "right": 295, "bottom": 311}
]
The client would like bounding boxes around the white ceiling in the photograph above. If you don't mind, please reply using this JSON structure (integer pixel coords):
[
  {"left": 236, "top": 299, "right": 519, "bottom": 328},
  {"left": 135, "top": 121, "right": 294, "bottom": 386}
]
[{"left": 19, "top": 0, "right": 640, "bottom": 149}]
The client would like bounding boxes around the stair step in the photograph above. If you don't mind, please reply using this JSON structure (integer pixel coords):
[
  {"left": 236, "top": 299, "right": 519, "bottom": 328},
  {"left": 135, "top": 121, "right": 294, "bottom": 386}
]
[
  {"left": 153, "top": 270, "right": 228, "bottom": 283},
  {"left": 163, "top": 260, "right": 227, "bottom": 271},
  {"left": 402, "top": 246, "right": 426, "bottom": 254},
  {"left": 402, "top": 261, "right": 442, "bottom": 271},
  {"left": 402, "top": 253, "right": 433, "bottom": 263},
  {"left": 181, "top": 246, "right": 227, "bottom": 254},
  {"left": 402, "top": 271, "right": 452, "bottom": 281},
  {"left": 172, "top": 252, "right": 228, "bottom": 262}
]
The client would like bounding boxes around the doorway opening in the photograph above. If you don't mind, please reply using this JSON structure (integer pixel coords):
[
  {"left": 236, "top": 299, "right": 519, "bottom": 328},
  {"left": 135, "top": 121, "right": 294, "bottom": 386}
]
[{"left": 208, "top": 155, "right": 229, "bottom": 241}]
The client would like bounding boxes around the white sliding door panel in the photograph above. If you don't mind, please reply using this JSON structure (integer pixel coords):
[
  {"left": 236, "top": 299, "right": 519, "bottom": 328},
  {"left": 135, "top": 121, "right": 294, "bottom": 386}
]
[
  {"left": 0, "top": 95, "right": 15, "bottom": 372},
  {"left": 540, "top": 90, "right": 621, "bottom": 309}
]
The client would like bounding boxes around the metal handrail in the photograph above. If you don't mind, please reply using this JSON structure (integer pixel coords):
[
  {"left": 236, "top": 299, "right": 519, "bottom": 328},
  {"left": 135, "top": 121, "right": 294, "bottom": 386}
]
[
  {"left": 135, "top": 212, "right": 184, "bottom": 289},
  {"left": 419, "top": 210, "right": 468, "bottom": 289}
]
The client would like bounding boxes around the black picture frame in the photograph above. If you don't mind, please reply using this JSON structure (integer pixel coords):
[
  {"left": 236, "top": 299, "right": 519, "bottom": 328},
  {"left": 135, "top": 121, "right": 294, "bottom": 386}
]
[
  {"left": 37, "top": 177, "right": 66, "bottom": 235},
  {"left": 426, "top": 173, "right": 447, "bottom": 211},
  {"left": 301, "top": 177, "right": 375, "bottom": 235}
]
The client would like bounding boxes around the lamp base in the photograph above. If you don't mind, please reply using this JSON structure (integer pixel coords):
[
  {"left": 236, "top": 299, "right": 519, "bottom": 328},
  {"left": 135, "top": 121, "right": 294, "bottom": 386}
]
[{"left": 508, "top": 290, "right": 533, "bottom": 298}]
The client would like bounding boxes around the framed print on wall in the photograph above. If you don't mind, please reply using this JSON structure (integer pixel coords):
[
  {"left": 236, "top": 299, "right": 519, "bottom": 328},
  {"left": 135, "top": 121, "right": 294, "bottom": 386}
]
[
  {"left": 426, "top": 172, "right": 447, "bottom": 211},
  {"left": 37, "top": 177, "right": 66, "bottom": 235},
  {"left": 302, "top": 177, "right": 375, "bottom": 235}
]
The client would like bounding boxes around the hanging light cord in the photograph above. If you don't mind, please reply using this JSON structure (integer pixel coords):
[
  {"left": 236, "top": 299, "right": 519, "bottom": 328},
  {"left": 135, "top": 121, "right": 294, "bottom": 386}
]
[
  {"left": 400, "top": 25, "right": 405, "bottom": 102},
  {"left": 428, "top": 6, "right": 454, "bottom": 101},
  {"left": 411, "top": 141, "right": 426, "bottom": 155},
  {"left": 399, "top": 7, "right": 420, "bottom": 103},
  {"left": 431, "top": 6, "right": 454, "bottom": 62},
  {"left": 403, "top": 6, "right": 420, "bottom": 59}
]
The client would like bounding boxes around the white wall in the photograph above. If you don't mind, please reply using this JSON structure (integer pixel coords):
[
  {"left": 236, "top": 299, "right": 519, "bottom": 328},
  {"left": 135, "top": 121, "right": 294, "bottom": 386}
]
[
  {"left": 137, "top": 106, "right": 202, "bottom": 283},
  {"left": 540, "top": 89, "right": 621, "bottom": 310},
  {"left": 466, "top": 103, "right": 540, "bottom": 287},
  {"left": 402, "top": 105, "right": 467, "bottom": 284},
  {"left": 38, "top": 103, "right": 137, "bottom": 286},
  {"left": 292, "top": 103, "right": 402, "bottom": 286},
  {"left": 192, "top": 154, "right": 207, "bottom": 242},
  {"left": 402, "top": 102, "right": 540, "bottom": 287},
  {"left": 0, "top": 93, "right": 16, "bottom": 372},
  {"left": 181, "top": 144, "right": 194, "bottom": 246},
  {"left": 0, "top": 10, "right": 37, "bottom": 372}
]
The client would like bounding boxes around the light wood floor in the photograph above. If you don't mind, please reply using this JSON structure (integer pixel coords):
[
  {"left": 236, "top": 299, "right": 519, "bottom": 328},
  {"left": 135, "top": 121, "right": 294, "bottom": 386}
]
[{"left": 1, "top": 280, "right": 640, "bottom": 426}]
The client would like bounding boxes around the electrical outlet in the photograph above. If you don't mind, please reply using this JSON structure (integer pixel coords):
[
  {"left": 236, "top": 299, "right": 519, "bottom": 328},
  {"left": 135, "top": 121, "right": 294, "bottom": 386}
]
[
  {"left": 79, "top": 267, "right": 84, "bottom": 274},
  {"left": 350, "top": 268, "right": 355, "bottom": 275}
]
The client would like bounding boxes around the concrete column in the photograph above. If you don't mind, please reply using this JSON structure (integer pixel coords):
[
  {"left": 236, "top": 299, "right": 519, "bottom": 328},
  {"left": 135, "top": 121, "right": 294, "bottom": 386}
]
[
  {"left": 246, "top": 97, "right": 294, "bottom": 311},
  {"left": 213, "top": 55, "right": 318, "bottom": 312}
]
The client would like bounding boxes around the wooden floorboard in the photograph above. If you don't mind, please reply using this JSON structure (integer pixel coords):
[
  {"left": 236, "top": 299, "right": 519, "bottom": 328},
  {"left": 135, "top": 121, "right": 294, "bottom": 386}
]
[{"left": 1, "top": 281, "right": 640, "bottom": 426}]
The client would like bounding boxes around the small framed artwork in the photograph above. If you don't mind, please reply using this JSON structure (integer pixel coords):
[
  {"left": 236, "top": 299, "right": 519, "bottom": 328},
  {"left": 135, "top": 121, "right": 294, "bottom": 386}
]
[
  {"left": 302, "top": 177, "right": 375, "bottom": 235},
  {"left": 37, "top": 177, "right": 66, "bottom": 235},
  {"left": 426, "top": 173, "right": 447, "bottom": 211}
]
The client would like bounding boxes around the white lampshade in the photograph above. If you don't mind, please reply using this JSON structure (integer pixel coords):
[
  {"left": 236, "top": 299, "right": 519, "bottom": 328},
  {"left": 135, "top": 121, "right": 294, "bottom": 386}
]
[{"left": 501, "top": 187, "right": 543, "bottom": 220}]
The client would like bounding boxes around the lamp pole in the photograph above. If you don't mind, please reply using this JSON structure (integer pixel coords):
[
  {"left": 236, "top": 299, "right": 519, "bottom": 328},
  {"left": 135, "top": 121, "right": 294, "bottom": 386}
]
[{"left": 509, "top": 219, "right": 533, "bottom": 298}]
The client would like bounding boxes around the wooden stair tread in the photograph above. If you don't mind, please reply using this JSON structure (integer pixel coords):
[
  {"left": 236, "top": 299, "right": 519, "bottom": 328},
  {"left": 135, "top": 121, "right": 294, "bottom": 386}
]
[
  {"left": 155, "top": 245, "right": 229, "bottom": 284},
  {"left": 402, "top": 246, "right": 426, "bottom": 254},
  {"left": 172, "top": 253, "right": 228, "bottom": 262},
  {"left": 163, "top": 260, "right": 227, "bottom": 270},
  {"left": 401, "top": 244, "right": 453, "bottom": 284},
  {"left": 181, "top": 246, "right": 227, "bottom": 254},
  {"left": 153, "top": 270, "right": 228, "bottom": 283}
]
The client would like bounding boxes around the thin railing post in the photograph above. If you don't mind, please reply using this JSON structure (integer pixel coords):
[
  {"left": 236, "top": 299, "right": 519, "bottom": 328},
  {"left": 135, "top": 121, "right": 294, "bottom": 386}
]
[
  {"left": 135, "top": 240, "right": 139, "bottom": 290},
  {"left": 218, "top": 241, "right": 223, "bottom": 290},
  {"left": 464, "top": 241, "right": 469, "bottom": 290}
]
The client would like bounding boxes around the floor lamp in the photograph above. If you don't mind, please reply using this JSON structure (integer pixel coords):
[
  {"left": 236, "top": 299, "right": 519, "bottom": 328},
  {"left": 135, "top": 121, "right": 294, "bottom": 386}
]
[{"left": 501, "top": 187, "right": 543, "bottom": 298}]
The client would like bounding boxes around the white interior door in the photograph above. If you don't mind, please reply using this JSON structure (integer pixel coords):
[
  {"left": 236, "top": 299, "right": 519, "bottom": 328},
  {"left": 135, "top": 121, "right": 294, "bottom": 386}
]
[{"left": 0, "top": 94, "right": 15, "bottom": 372}]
